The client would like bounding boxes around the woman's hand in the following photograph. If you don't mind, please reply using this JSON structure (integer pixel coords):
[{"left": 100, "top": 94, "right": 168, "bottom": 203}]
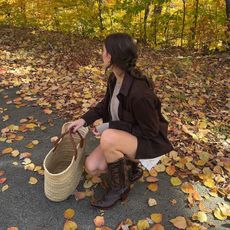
[
  {"left": 68, "top": 118, "right": 86, "bottom": 133},
  {"left": 92, "top": 126, "right": 101, "bottom": 137}
]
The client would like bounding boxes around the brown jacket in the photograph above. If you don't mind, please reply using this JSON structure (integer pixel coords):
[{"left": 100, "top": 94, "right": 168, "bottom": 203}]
[{"left": 81, "top": 72, "right": 173, "bottom": 159}]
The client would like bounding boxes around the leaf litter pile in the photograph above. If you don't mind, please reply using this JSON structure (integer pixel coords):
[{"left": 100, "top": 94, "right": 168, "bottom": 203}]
[{"left": 0, "top": 28, "right": 229, "bottom": 229}]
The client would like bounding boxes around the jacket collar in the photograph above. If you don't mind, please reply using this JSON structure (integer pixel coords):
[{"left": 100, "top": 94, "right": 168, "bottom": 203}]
[{"left": 111, "top": 71, "right": 134, "bottom": 97}]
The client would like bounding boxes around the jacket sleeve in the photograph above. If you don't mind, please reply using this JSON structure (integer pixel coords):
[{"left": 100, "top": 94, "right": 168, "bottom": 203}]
[
  {"left": 109, "top": 95, "right": 160, "bottom": 139},
  {"left": 80, "top": 78, "right": 110, "bottom": 126}
]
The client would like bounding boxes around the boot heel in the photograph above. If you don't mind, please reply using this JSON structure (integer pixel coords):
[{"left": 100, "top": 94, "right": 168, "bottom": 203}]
[
  {"left": 120, "top": 188, "right": 130, "bottom": 201},
  {"left": 121, "top": 192, "right": 128, "bottom": 201}
]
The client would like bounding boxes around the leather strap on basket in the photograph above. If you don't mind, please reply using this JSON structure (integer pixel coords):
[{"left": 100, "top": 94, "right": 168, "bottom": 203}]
[{"left": 53, "top": 129, "right": 85, "bottom": 161}]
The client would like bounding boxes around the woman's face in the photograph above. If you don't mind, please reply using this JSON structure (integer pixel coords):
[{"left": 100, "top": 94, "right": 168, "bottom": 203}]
[{"left": 102, "top": 44, "right": 111, "bottom": 68}]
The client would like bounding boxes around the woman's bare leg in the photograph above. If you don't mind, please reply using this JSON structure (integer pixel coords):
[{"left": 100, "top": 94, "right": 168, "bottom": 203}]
[
  {"left": 84, "top": 144, "right": 108, "bottom": 176},
  {"left": 100, "top": 129, "right": 138, "bottom": 163}
]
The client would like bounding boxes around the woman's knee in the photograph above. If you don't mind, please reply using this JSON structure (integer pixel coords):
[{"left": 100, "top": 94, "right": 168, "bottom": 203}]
[
  {"left": 84, "top": 156, "right": 97, "bottom": 175},
  {"left": 100, "top": 129, "right": 117, "bottom": 150}
]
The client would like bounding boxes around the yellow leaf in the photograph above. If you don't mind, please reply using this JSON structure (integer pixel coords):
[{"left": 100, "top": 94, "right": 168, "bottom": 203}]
[
  {"left": 150, "top": 224, "right": 164, "bottom": 230},
  {"left": 181, "top": 182, "right": 195, "bottom": 194},
  {"left": 11, "top": 150, "right": 20, "bottom": 157},
  {"left": 32, "top": 140, "right": 39, "bottom": 145},
  {"left": 147, "top": 183, "right": 158, "bottom": 192},
  {"left": 0, "top": 137, "right": 6, "bottom": 142},
  {"left": 26, "top": 123, "right": 37, "bottom": 129},
  {"left": 24, "top": 163, "right": 35, "bottom": 171},
  {"left": 83, "top": 180, "right": 93, "bottom": 189},
  {"left": 7, "top": 227, "right": 19, "bottom": 230},
  {"left": 213, "top": 207, "right": 227, "bottom": 220},
  {"left": 203, "top": 178, "right": 215, "bottom": 188},
  {"left": 150, "top": 213, "right": 162, "bottom": 223},
  {"left": 2, "top": 115, "right": 10, "bottom": 121},
  {"left": 29, "top": 177, "right": 38, "bottom": 185},
  {"left": 93, "top": 216, "right": 104, "bottom": 227},
  {"left": 169, "top": 216, "right": 187, "bottom": 229},
  {"left": 2, "top": 184, "right": 9, "bottom": 192},
  {"left": 64, "top": 208, "right": 75, "bottom": 219},
  {"left": 192, "top": 211, "right": 207, "bottom": 223},
  {"left": 34, "top": 166, "right": 42, "bottom": 172},
  {"left": 137, "top": 219, "right": 149, "bottom": 230},
  {"left": 218, "top": 203, "right": 230, "bottom": 217},
  {"left": 154, "top": 164, "right": 165, "bottom": 172},
  {"left": 170, "top": 177, "right": 182, "bottom": 186},
  {"left": 149, "top": 168, "right": 158, "bottom": 177},
  {"left": 63, "top": 220, "right": 78, "bottom": 230}
]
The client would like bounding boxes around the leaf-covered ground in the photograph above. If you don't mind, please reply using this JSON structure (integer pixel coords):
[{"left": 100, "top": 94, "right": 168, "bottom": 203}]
[{"left": 0, "top": 27, "right": 229, "bottom": 229}]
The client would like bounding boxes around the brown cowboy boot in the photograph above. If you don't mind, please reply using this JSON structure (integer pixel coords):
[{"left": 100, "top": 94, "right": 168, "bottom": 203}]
[
  {"left": 126, "top": 160, "right": 143, "bottom": 183},
  {"left": 90, "top": 157, "right": 130, "bottom": 209}
]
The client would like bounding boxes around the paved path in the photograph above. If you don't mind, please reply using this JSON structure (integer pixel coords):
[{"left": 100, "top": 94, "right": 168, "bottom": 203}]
[{"left": 0, "top": 87, "right": 228, "bottom": 230}]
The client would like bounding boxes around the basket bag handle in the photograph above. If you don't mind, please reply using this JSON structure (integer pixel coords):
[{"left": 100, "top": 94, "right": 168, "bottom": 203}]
[{"left": 53, "top": 129, "right": 85, "bottom": 161}]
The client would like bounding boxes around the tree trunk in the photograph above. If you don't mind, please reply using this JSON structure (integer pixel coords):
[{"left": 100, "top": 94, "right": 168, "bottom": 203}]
[
  {"left": 19, "top": 0, "right": 27, "bottom": 27},
  {"left": 143, "top": 1, "right": 151, "bottom": 44},
  {"left": 181, "top": 0, "right": 186, "bottom": 47},
  {"left": 224, "top": 0, "right": 230, "bottom": 49},
  {"left": 189, "top": 0, "right": 199, "bottom": 49},
  {"left": 152, "top": 4, "right": 162, "bottom": 46},
  {"left": 97, "top": 0, "right": 104, "bottom": 32}
]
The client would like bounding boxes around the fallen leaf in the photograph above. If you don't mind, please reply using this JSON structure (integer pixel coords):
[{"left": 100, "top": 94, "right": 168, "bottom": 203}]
[
  {"left": 32, "top": 140, "right": 39, "bottom": 145},
  {"left": 93, "top": 216, "right": 105, "bottom": 227},
  {"left": 192, "top": 211, "right": 207, "bottom": 223},
  {"left": 148, "top": 198, "right": 157, "bottom": 206},
  {"left": 2, "top": 184, "right": 9, "bottom": 192},
  {"left": 64, "top": 208, "right": 75, "bottom": 219},
  {"left": 150, "top": 213, "right": 162, "bottom": 223},
  {"left": 63, "top": 220, "right": 78, "bottom": 230},
  {"left": 170, "top": 177, "right": 182, "bottom": 186},
  {"left": 26, "top": 143, "right": 34, "bottom": 148},
  {"left": 166, "top": 165, "right": 176, "bottom": 176},
  {"left": 7, "top": 227, "right": 19, "bottom": 230},
  {"left": 83, "top": 180, "right": 93, "bottom": 189},
  {"left": 43, "top": 108, "right": 52, "bottom": 114},
  {"left": 146, "top": 176, "right": 159, "bottom": 183},
  {"left": 136, "top": 219, "right": 149, "bottom": 230},
  {"left": 150, "top": 224, "right": 164, "bottom": 230},
  {"left": 0, "top": 178, "right": 7, "bottom": 184},
  {"left": 169, "top": 216, "right": 187, "bottom": 229},
  {"left": 29, "top": 177, "right": 38, "bottom": 184},
  {"left": 2, "top": 147, "right": 13, "bottom": 154},
  {"left": 147, "top": 183, "right": 158, "bottom": 192},
  {"left": 154, "top": 164, "right": 165, "bottom": 172},
  {"left": 170, "top": 199, "right": 177, "bottom": 205},
  {"left": 181, "top": 182, "right": 195, "bottom": 194},
  {"left": 149, "top": 168, "right": 158, "bottom": 177},
  {"left": 11, "top": 150, "right": 20, "bottom": 157},
  {"left": 51, "top": 136, "right": 58, "bottom": 142},
  {"left": 213, "top": 207, "right": 227, "bottom": 220}
]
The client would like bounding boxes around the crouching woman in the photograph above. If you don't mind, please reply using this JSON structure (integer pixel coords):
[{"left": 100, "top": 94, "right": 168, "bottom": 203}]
[{"left": 68, "top": 33, "right": 173, "bottom": 209}]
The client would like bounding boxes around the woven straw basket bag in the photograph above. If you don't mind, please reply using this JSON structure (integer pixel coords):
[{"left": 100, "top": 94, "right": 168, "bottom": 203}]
[{"left": 43, "top": 122, "right": 89, "bottom": 202}]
